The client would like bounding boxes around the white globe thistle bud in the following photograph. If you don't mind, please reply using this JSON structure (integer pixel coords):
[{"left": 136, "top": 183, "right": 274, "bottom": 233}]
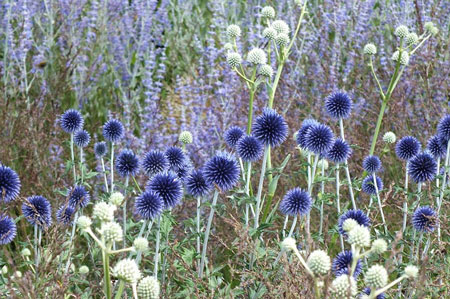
[
  {"left": 342, "top": 218, "right": 358, "bottom": 233},
  {"left": 307, "top": 250, "right": 331, "bottom": 275},
  {"left": 404, "top": 265, "right": 419, "bottom": 278},
  {"left": 93, "top": 201, "right": 116, "bottom": 223},
  {"left": 365, "top": 264, "right": 388, "bottom": 289},
  {"left": 226, "top": 24, "right": 241, "bottom": 39},
  {"left": 394, "top": 25, "right": 409, "bottom": 38},
  {"left": 294, "top": 0, "right": 304, "bottom": 6},
  {"left": 348, "top": 225, "right": 371, "bottom": 248},
  {"left": 272, "top": 20, "right": 289, "bottom": 35},
  {"left": 424, "top": 21, "right": 435, "bottom": 33},
  {"left": 383, "top": 131, "right": 396, "bottom": 144},
  {"left": 263, "top": 27, "right": 277, "bottom": 41},
  {"left": 430, "top": 26, "right": 439, "bottom": 36},
  {"left": 227, "top": 52, "right": 242, "bottom": 68},
  {"left": 1, "top": 266, "right": 7, "bottom": 275},
  {"left": 109, "top": 192, "right": 124, "bottom": 206},
  {"left": 99, "top": 222, "right": 123, "bottom": 243},
  {"left": 371, "top": 239, "right": 388, "bottom": 254},
  {"left": 318, "top": 159, "right": 329, "bottom": 171},
  {"left": 247, "top": 48, "right": 267, "bottom": 65},
  {"left": 138, "top": 276, "right": 160, "bottom": 299},
  {"left": 258, "top": 64, "right": 274, "bottom": 78},
  {"left": 405, "top": 33, "right": 419, "bottom": 45},
  {"left": 113, "top": 259, "right": 142, "bottom": 284},
  {"left": 21, "top": 248, "right": 31, "bottom": 257},
  {"left": 79, "top": 265, "right": 89, "bottom": 274},
  {"left": 223, "top": 42, "right": 233, "bottom": 51},
  {"left": 275, "top": 33, "right": 290, "bottom": 47},
  {"left": 281, "top": 237, "right": 297, "bottom": 252},
  {"left": 261, "top": 6, "right": 275, "bottom": 19},
  {"left": 391, "top": 51, "right": 409, "bottom": 65},
  {"left": 330, "top": 274, "right": 357, "bottom": 297},
  {"left": 14, "top": 271, "right": 22, "bottom": 278},
  {"left": 363, "top": 43, "right": 377, "bottom": 55},
  {"left": 179, "top": 131, "right": 193, "bottom": 144},
  {"left": 133, "top": 237, "right": 149, "bottom": 252},
  {"left": 77, "top": 216, "right": 92, "bottom": 231}
]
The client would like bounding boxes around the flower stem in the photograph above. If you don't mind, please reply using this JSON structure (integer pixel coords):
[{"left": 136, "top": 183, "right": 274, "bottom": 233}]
[
  {"left": 123, "top": 176, "right": 129, "bottom": 247},
  {"left": 153, "top": 215, "right": 161, "bottom": 277},
  {"left": 373, "top": 173, "right": 388, "bottom": 234},
  {"left": 70, "top": 133, "right": 77, "bottom": 183},
  {"left": 437, "top": 140, "right": 450, "bottom": 241},
  {"left": 196, "top": 196, "right": 202, "bottom": 268},
  {"left": 103, "top": 245, "right": 112, "bottom": 299},
  {"left": 336, "top": 165, "right": 344, "bottom": 251},
  {"left": 288, "top": 215, "right": 298, "bottom": 238},
  {"left": 101, "top": 157, "right": 109, "bottom": 193},
  {"left": 114, "top": 280, "right": 125, "bottom": 299},
  {"left": 245, "top": 162, "right": 252, "bottom": 227},
  {"left": 111, "top": 142, "right": 115, "bottom": 192},
  {"left": 199, "top": 190, "right": 219, "bottom": 278},
  {"left": 254, "top": 148, "right": 269, "bottom": 230}
]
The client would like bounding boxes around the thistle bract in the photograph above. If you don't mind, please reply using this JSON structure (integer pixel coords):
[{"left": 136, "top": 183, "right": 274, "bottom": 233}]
[
  {"left": 247, "top": 48, "right": 267, "bottom": 65},
  {"left": 363, "top": 43, "right": 377, "bottom": 55},
  {"left": 22, "top": 195, "right": 52, "bottom": 228},
  {"left": 272, "top": 20, "right": 289, "bottom": 34},
  {"left": 203, "top": 151, "right": 240, "bottom": 191},
  {"left": 365, "top": 265, "right": 388, "bottom": 289},
  {"left": 60, "top": 109, "right": 84, "bottom": 133},
  {"left": 253, "top": 108, "right": 288, "bottom": 148},
  {"left": 407, "top": 152, "right": 437, "bottom": 183},
  {"left": 261, "top": 6, "right": 275, "bottom": 19},
  {"left": 279, "top": 188, "right": 312, "bottom": 216},
  {"left": 103, "top": 119, "right": 124, "bottom": 143},
  {"left": 113, "top": 259, "right": 141, "bottom": 284},
  {"left": 307, "top": 250, "right": 331, "bottom": 275},
  {"left": 383, "top": 131, "right": 396, "bottom": 144},
  {"left": 0, "top": 215, "right": 17, "bottom": 245},
  {"left": 226, "top": 24, "right": 241, "bottom": 39},
  {"left": 138, "top": 276, "right": 160, "bottom": 299},
  {"left": 115, "top": 149, "right": 140, "bottom": 177},
  {"left": 0, "top": 165, "right": 21, "bottom": 203}
]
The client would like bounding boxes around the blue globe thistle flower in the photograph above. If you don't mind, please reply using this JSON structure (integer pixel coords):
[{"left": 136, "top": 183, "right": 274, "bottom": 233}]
[
  {"left": 236, "top": 135, "right": 263, "bottom": 162},
  {"left": 363, "top": 155, "right": 382, "bottom": 173},
  {"left": 407, "top": 152, "right": 437, "bottom": 183},
  {"left": 103, "top": 119, "right": 124, "bottom": 143},
  {"left": 115, "top": 149, "right": 140, "bottom": 177},
  {"left": 437, "top": 114, "right": 450, "bottom": 142},
  {"left": 134, "top": 191, "right": 163, "bottom": 220},
  {"left": 94, "top": 142, "right": 107, "bottom": 157},
  {"left": 395, "top": 136, "right": 421, "bottom": 160},
  {"left": 56, "top": 205, "right": 75, "bottom": 225},
  {"left": 332, "top": 251, "right": 362, "bottom": 278},
  {"left": 426, "top": 135, "right": 446, "bottom": 159},
  {"left": 296, "top": 119, "right": 320, "bottom": 149},
  {"left": 60, "top": 109, "right": 84, "bottom": 133},
  {"left": 22, "top": 195, "right": 52, "bottom": 228},
  {"left": 412, "top": 206, "right": 437, "bottom": 232},
  {"left": 203, "top": 151, "right": 240, "bottom": 191},
  {"left": 253, "top": 108, "right": 288, "bottom": 147},
  {"left": 224, "top": 126, "right": 244, "bottom": 148},
  {"left": 146, "top": 172, "right": 183, "bottom": 209},
  {"left": 279, "top": 188, "right": 312, "bottom": 216},
  {"left": 165, "top": 146, "right": 186, "bottom": 169},
  {"left": 0, "top": 165, "right": 21, "bottom": 202},
  {"left": 68, "top": 185, "right": 91, "bottom": 209},
  {"left": 186, "top": 169, "right": 212, "bottom": 198},
  {"left": 338, "top": 209, "right": 371, "bottom": 235},
  {"left": 362, "top": 175, "right": 383, "bottom": 195},
  {"left": 0, "top": 215, "right": 17, "bottom": 245},
  {"left": 362, "top": 287, "right": 385, "bottom": 299},
  {"left": 142, "top": 150, "right": 169, "bottom": 177},
  {"left": 326, "top": 138, "right": 352, "bottom": 163},
  {"left": 304, "top": 123, "right": 334, "bottom": 154},
  {"left": 172, "top": 157, "right": 193, "bottom": 182},
  {"left": 74, "top": 130, "right": 90, "bottom": 148},
  {"left": 324, "top": 91, "right": 353, "bottom": 119}
]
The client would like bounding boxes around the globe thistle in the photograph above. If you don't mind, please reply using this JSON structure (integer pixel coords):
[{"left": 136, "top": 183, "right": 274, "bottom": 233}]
[
  {"left": 318, "top": 159, "right": 329, "bottom": 170},
  {"left": 21, "top": 248, "right": 31, "bottom": 257},
  {"left": 263, "top": 27, "right": 277, "bottom": 40},
  {"left": 281, "top": 237, "right": 297, "bottom": 252},
  {"left": 226, "top": 52, "right": 242, "bottom": 68},
  {"left": 405, "top": 32, "right": 419, "bottom": 45},
  {"left": 94, "top": 142, "right": 107, "bottom": 157},
  {"left": 394, "top": 25, "right": 409, "bottom": 38},
  {"left": 134, "top": 190, "right": 163, "bottom": 220},
  {"left": 0, "top": 165, "right": 21, "bottom": 202},
  {"left": 226, "top": 24, "right": 241, "bottom": 39},
  {"left": 93, "top": 201, "right": 117, "bottom": 222},
  {"left": 332, "top": 250, "right": 362, "bottom": 278},
  {"left": 395, "top": 136, "right": 421, "bottom": 160},
  {"left": 56, "top": 205, "right": 75, "bottom": 224},
  {"left": 79, "top": 265, "right": 89, "bottom": 275},
  {"left": 407, "top": 152, "right": 437, "bottom": 183},
  {"left": 253, "top": 108, "right": 288, "bottom": 147},
  {"left": 426, "top": 135, "right": 446, "bottom": 159},
  {"left": 224, "top": 126, "right": 244, "bottom": 148},
  {"left": 223, "top": 42, "right": 233, "bottom": 51},
  {"left": 247, "top": 48, "right": 267, "bottom": 65},
  {"left": 236, "top": 135, "right": 263, "bottom": 162},
  {"left": 338, "top": 209, "right": 371, "bottom": 235},
  {"left": 326, "top": 138, "right": 352, "bottom": 164},
  {"left": 142, "top": 150, "right": 169, "bottom": 177},
  {"left": 138, "top": 276, "right": 160, "bottom": 299},
  {"left": 365, "top": 265, "right": 388, "bottom": 289},
  {"left": 362, "top": 287, "right": 386, "bottom": 299},
  {"left": 258, "top": 64, "right": 274, "bottom": 78},
  {"left": 304, "top": 123, "right": 334, "bottom": 155},
  {"left": 60, "top": 109, "right": 84, "bottom": 133},
  {"left": 430, "top": 26, "right": 439, "bottom": 35},
  {"left": 437, "top": 114, "right": 450, "bottom": 142},
  {"left": 22, "top": 195, "right": 52, "bottom": 228},
  {"left": 100, "top": 222, "right": 123, "bottom": 243},
  {"left": 272, "top": 20, "right": 289, "bottom": 35},
  {"left": 371, "top": 239, "right": 388, "bottom": 254},
  {"left": 0, "top": 215, "right": 17, "bottom": 245},
  {"left": 165, "top": 146, "right": 186, "bottom": 169},
  {"left": 348, "top": 225, "right": 371, "bottom": 248},
  {"left": 133, "top": 237, "right": 149, "bottom": 252},
  {"left": 68, "top": 185, "right": 91, "bottom": 209},
  {"left": 296, "top": 119, "right": 320, "bottom": 149},
  {"left": 363, "top": 155, "right": 382, "bottom": 173},
  {"left": 261, "top": 6, "right": 275, "bottom": 19},
  {"left": 103, "top": 119, "right": 124, "bottom": 143},
  {"left": 275, "top": 33, "right": 290, "bottom": 47},
  {"left": 113, "top": 259, "right": 141, "bottom": 284},
  {"left": 109, "top": 192, "right": 125, "bottom": 206},
  {"left": 115, "top": 149, "right": 140, "bottom": 177},
  {"left": 330, "top": 274, "right": 357, "bottom": 297},
  {"left": 342, "top": 218, "right": 358, "bottom": 233},
  {"left": 363, "top": 43, "right": 377, "bottom": 55},
  {"left": 307, "top": 250, "right": 331, "bottom": 275},
  {"left": 325, "top": 91, "right": 353, "bottom": 119},
  {"left": 179, "top": 131, "right": 193, "bottom": 145},
  {"left": 147, "top": 172, "right": 183, "bottom": 209},
  {"left": 404, "top": 265, "right": 419, "bottom": 278},
  {"left": 186, "top": 169, "right": 212, "bottom": 198},
  {"left": 172, "top": 157, "right": 193, "bottom": 182},
  {"left": 391, "top": 51, "right": 409, "bottom": 65},
  {"left": 279, "top": 188, "right": 312, "bottom": 216},
  {"left": 424, "top": 22, "right": 438, "bottom": 35},
  {"left": 14, "top": 271, "right": 22, "bottom": 278},
  {"left": 412, "top": 206, "right": 437, "bottom": 232},
  {"left": 383, "top": 131, "right": 396, "bottom": 144},
  {"left": 362, "top": 175, "right": 383, "bottom": 195},
  {"left": 203, "top": 151, "right": 240, "bottom": 191},
  {"left": 74, "top": 130, "right": 90, "bottom": 147},
  {"left": 77, "top": 215, "right": 92, "bottom": 230}
]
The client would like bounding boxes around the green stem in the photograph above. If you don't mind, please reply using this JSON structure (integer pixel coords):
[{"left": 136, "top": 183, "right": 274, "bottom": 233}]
[
  {"left": 199, "top": 190, "right": 219, "bottom": 278},
  {"left": 104, "top": 246, "right": 112, "bottom": 299},
  {"left": 153, "top": 215, "right": 161, "bottom": 277},
  {"left": 123, "top": 176, "right": 129, "bottom": 247},
  {"left": 114, "top": 280, "right": 125, "bottom": 299},
  {"left": 246, "top": 89, "right": 255, "bottom": 134},
  {"left": 254, "top": 148, "right": 269, "bottom": 230},
  {"left": 101, "top": 157, "right": 109, "bottom": 193},
  {"left": 70, "top": 134, "right": 76, "bottom": 183},
  {"left": 111, "top": 143, "right": 115, "bottom": 192}
]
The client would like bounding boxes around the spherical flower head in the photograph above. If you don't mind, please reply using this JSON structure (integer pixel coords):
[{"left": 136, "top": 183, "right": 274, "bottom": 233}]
[
  {"left": 304, "top": 123, "right": 334, "bottom": 155},
  {"left": 79, "top": 265, "right": 89, "bottom": 275},
  {"left": 247, "top": 48, "right": 267, "bottom": 65},
  {"left": 138, "top": 276, "right": 160, "bottom": 299},
  {"left": 60, "top": 109, "right": 84, "bottom": 133},
  {"left": 326, "top": 138, "right": 352, "bottom": 163},
  {"left": 133, "top": 237, "right": 149, "bottom": 252},
  {"left": 404, "top": 265, "right": 419, "bottom": 278},
  {"left": 342, "top": 218, "right": 358, "bottom": 233},
  {"left": 103, "top": 119, "right": 124, "bottom": 143},
  {"left": 362, "top": 175, "right": 383, "bottom": 195},
  {"left": 281, "top": 237, "right": 297, "bottom": 252},
  {"left": 383, "top": 131, "right": 396, "bottom": 144},
  {"left": 0, "top": 165, "right": 21, "bottom": 202},
  {"left": 0, "top": 215, "right": 17, "bottom": 245},
  {"left": 325, "top": 91, "right": 353, "bottom": 119},
  {"left": 330, "top": 274, "right": 357, "bottom": 297},
  {"left": 394, "top": 25, "right": 409, "bottom": 38},
  {"left": 296, "top": 119, "right": 320, "bottom": 148},
  {"left": 275, "top": 33, "right": 290, "bottom": 47},
  {"left": 253, "top": 108, "right": 288, "bottom": 147},
  {"left": 363, "top": 43, "right": 377, "bottom": 55},
  {"left": 236, "top": 135, "right": 263, "bottom": 162},
  {"left": 371, "top": 239, "right": 388, "bottom": 254},
  {"left": 94, "top": 141, "right": 107, "bottom": 157},
  {"left": 146, "top": 172, "right": 183, "bottom": 209},
  {"left": 178, "top": 131, "right": 193, "bottom": 145},
  {"left": 113, "top": 259, "right": 141, "bottom": 284},
  {"left": 407, "top": 152, "right": 437, "bottom": 183},
  {"left": 363, "top": 155, "right": 382, "bottom": 173},
  {"left": 109, "top": 192, "right": 125, "bottom": 206},
  {"left": 412, "top": 206, "right": 437, "bottom": 232},
  {"left": 258, "top": 64, "right": 274, "bottom": 78},
  {"left": 405, "top": 32, "right": 419, "bottom": 45},
  {"left": 186, "top": 169, "right": 212, "bottom": 198},
  {"left": 116, "top": 149, "right": 140, "bottom": 177},
  {"left": 332, "top": 250, "right": 362, "bottom": 278},
  {"left": 77, "top": 215, "right": 92, "bottom": 230},
  {"left": 93, "top": 201, "right": 116, "bottom": 222},
  {"left": 223, "top": 42, "right": 233, "bottom": 51},
  {"left": 68, "top": 185, "right": 90, "bottom": 209},
  {"left": 424, "top": 22, "right": 438, "bottom": 35},
  {"left": 203, "top": 151, "right": 240, "bottom": 191},
  {"left": 391, "top": 51, "right": 409, "bottom": 65},
  {"left": 142, "top": 150, "right": 169, "bottom": 177},
  {"left": 318, "top": 159, "right": 329, "bottom": 170},
  {"left": 426, "top": 135, "right": 446, "bottom": 159},
  {"left": 348, "top": 225, "right": 371, "bottom": 248},
  {"left": 226, "top": 24, "right": 241, "bottom": 39},
  {"left": 21, "top": 248, "right": 31, "bottom": 257},
  {"left": 307, "top": 250, "right": 331, "bottom": 275},
  {"left": 338, "top": 209, "right": 371, "bottom": 235},
  {"left": 263, "top": 27, "right": 277, "bottom": 40},
  {"left": 224, "top": 126, "right": 244, "bottom": 148},
  {"left": 165, "top": 146, "right": 186, "bottom": 169},
  {"left": 56, "top": 205, "right": 75, "bottom": 225},
  {"left": 22, "top": 195, "right": 52, "bottom": 228},
  {"left": 430, "top": 26, "right": 439, "bottom": 35},
  {"left": 362, "top": 287, "right": 386, "bottom": 299},
  {"left": 261, "top": 6, "right": 275, "bottom": 19},
  {"left": 100, "top": 222, "right": 123, "bottom": 243},
  {"left": 272, "top": 20, "right": 289, "bottom": 35},
  {"left": 134, "top": 190, "right": 163, "bottom": 220},
  {"left": 226, "top": 52, "right": 242, "bottom": 68},
  {"left": 437, "top": 114, "right": 450, "bottom": 142},
  {"left": 74, "top": 130, "right": 90, "bottom": 148},
  {"left": 279, "top": 188, "right": 312, "bottom": 216},
  {"left": 365, "top": 265, "right": 388, "bottom": 289},
  {"left": 395, "top": 136, "right": 421, "bottom": 160}
]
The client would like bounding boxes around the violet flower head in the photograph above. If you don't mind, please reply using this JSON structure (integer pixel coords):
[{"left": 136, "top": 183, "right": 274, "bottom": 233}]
[
  {"left": 412, "top": 206, "right": 437, "bottom": 232},
  {"left": 203, "top": 151, "right": 240, "bottom": 191},
  {"left": 407, "top": 152, "right": 437, "bottom": 183},
  {"left": 134, "top": 190, "right": 163, "bottom": 220},
  {"left": 142, "top": 150, "right": 169, "bottom": 177},
  {"left": 186, "top": 169, "right": 212, "bottom": 198},
  {"left": 116, "top": 149, "right": 140, "bottom": 177},
  {"left": 146, "top": 172, "right": 183, "bottom": 209},
  {"left": 103, "top": 119, "right": 125, "bottom": 143},
  {"left": 236, "top": 135, "right": 263, "bottom": 162},
  {"left": 326, "top": 138, "right": 352, "bottom": 163},
  {"left": 325, "top": 91, "right": 353, "bottom": 119},
  {"left": 22, "top": 195, "right": 52, "bottom": 228},
  {"left": 362, "top": 175, "right": 383, "bottom": 195},
  {"left": 0, "top": 165, "right": 21, "bottom": 203},
  {"left": 395, "top": 136, "right": 421, "bottom": 161},
  {"left": 0, "top": 215, "right": 17, "bottom": 245},
  {"left": 253, "top": 108, "right": 288, "bottom": 148},
  {"left": 60, "top": 109, "right": 84, "bottom": 134},
  {"left": 279, "top": 188, "right": 312, "bottom": 216},
  {"left": 224, "top": 126, "right": 244, "bottom": 148},
  {"left": 74, "top": 130, "right": 91, "bottom": 148},
  {"left": 338, "top": 209, "right": 371, "bottom": 235}
]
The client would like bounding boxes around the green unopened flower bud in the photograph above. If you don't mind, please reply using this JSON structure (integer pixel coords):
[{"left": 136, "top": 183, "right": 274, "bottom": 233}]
[
  {"left": 383, "top": 131, "right": 396, "bottom": 144},
  {"left": 138, "top": 276, "right": 160, "bottom": 299},
  {"left": 371, "top": 239, "right": 388, "bottom": 254},
  {"left": 77, "top": 216, "right": 92, "bottom": 231},
  {"left": 263, "top": 27, "right": 277, "bottom": 41},
  {"left": 342, "top": 218, "right": 358, "bottom": 233},
  {"left": 394, "top": 25, "right": 409, "bottom": 38},
  {"left": 261, "top": 6, "right": 275, "bottom": 19},
  {"left": 363, "top": 43, "right": 377, "bottom": 55},
  {"left": 133, "top": 237, "right": 149, "bottom": 252},
  {"left": 348, "top": 225, "right": 371, "bottom": 248},
  {"left": 93, "top": 201, "right": 116, "bottom": 223},
  {"left": 330, "top": 274, "right": 357, "bottom": 297},
  {"left": 258, "top": 64, "right": 274, "bottom": 78},
  {"left": 79, "top": 265, "right": 89, "bottom": 274},
  {"left": 113, "top": 259, "right": 142, "bottom": 284},
  {"left": 226, "top": 24, "right": 241, "bottom": 39},
  {"left": 21, "top": 248, "right": 31, "bottom": 257},
  {"left": 110, "top": 192, "right": 124, "bottom": 206},
  {"left": 223, "top": 43, "right": 233, "bottom": 51},
  {"left": 275, "top": 33, "right": 290, "bottom": 47},
  {"left": 1, "top": 266, "right": 7, "bottom": 275},
  {"left": 404, "top": 265, "right": 419, "bottom": 278},
  {"left": 14, "top": 271, "right": 22, "bottom": 278},
  {"left": 100, "top": 222, "right": 123, "bottom": 243},
  {"left": 281, "top": 237, "right": 297, "bottom": 252},
  {"left": 294, "top": 0, "right": 304, "bottom": 6},
  {"left": 247, "top": 48, "right": 267, "bottom": 65},
  {"left": 392, "top": 51, "right": 409, "bottom": 65},
  {"left": 226, "top": 52, "right": 242, "bottom": 68},
  {"left": 307, "top": 250, "right": 331, "bottom": 275},
  {"left": 318, "top": 159, "right": 329, "bottom": 171},
  {"left": 424, "top": 22, "right": 434, "bottom": 32},
  {"left": 272, "top": 20, "right": 289, "bottom": 35},
  {"left": 430, "top": 26, "right": 439, "bottom": 36},
  {"left": 179, "top": 131, "right": 193, "bottom": 144},
  {"left": 365, "top": 264, "right": 388, "bottom": 289},
  {"left": 405, "top": 33, "right": 419, "bottom": 45}
]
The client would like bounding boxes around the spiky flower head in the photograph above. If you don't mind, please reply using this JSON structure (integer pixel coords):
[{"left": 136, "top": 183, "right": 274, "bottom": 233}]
[
  {"left": 307, "top": 250, "right": 331, "bottom": 275},
  {"left": 362, "top": 175, "right": 383, "bottom": 195},
  {"left": 224, "top": 126, "right": 244, "bottom": 148},
  {"left": 94, "top": 141, "right": 107, "bottom": 157},
  {"left": 227, "top": 52, "right": 242, "bottom": 68},
  {"left": 100, "top": 222, "right": 123, "bottom": 243},
  {"left": 203, "top": 151, "right": 240, "bottom": 191},
  {"left": 383, "top": 131, "right": 396, "bottom": 144},
  {"left": 247, "top": 48, "right": 267, "bottom": 65},
  {"left": 142, "top": 150, "right": 169, "bottom": 177},
  {"left": 74, "top": 130, "right": 90, "bottom": 148},
  {"left": 103, "top": 119, "right": 124, "bottom": 143},
  {"left": 407, "top": 152, "right": 437, "bottom": 183},
  {"left": 147, "top": 172, "right": 183, "bottom": 209},
  {"left": 279, "top": 188, "right": 312, "bottom": 216},
  {"left": 77, "top": 216, "right": 92, "bottom": 230},
  {"left": 363, "top": 155, "right": 382, "bottom": 173},
  {"left": 437, "top": 114, "right": 450, "bottom": 142},
  {"left": 342, "top": 218, "right": 358, "bottom": 233},
  {"left": 179, "top": 131, "right": 193, "bottom": 144},
  {"left": 134, "top": 190, "right": 163, "bottom": 220},
  {"left": 60, "top": 109, "right": 84, "bottom": 133},
  {"left": 365, "top": 265, "right": 388, "bottom": 289},
  {"left": 0, "top": 165, "right": 21, "bottom": 202},
  {"left": 0, "top": 215, "right": 16, "bottom": 245},
  {"left": 318, "top": 159, "right": 329, "bottom": 170},
  {"left": 405, "top": 32, "right": 419, "bottom": 45},
  {"left": 261, "top": 6, "right": 275, "bottom": 18},
  {"left": 22, "top": 195, "right": 52, "bottom": 228},
  {"left": 305, "top": 123, "right": 334, "bottom": 155},
  {"left": 391, "top": 51, "right": 409, "bottom": 65},
  {"left": 109, "top": 192, "right": 124, "bottom": 206},
  {"left": 326, "top": 138, "right": 352, "bottom": 164},
  {"left": 396, "top": 136, "right": 421, "bottom": 160},
  {"left": 133, "top": 237, "right": 149, "bottom": 252},
  {"left": 56, "top": 205, "right": 75, "bottom": 224},
  {"left": 186, "top": 169, "right": 212, "bottom": 198},
  {"left": 113, "top": 259, "right": 141, "bottom": 284},
  {"left": 272, "top": 20, "right": 289, "bottom": 34},
  {"left": 325, "top": 91, "right": 353, "bottom": 119},
  {"left": 93, "top": 201, "right": 116, "bottom": 222},
  {"left": 426, "top": 135, "right": 446, "bottom": 159},
  {"left": 394, "top": 25, "right": 409, "bottom": 38},
  {"left": 116, "top": 149, "right": 140, "bottom": 177},
  {"left": 173, "top": 155, "right": 194, "bottom": 182},
  {"left": 348, "top": 225, "right": 371, "bottom": 248},
  {"left": 165, "top": 147, "right": 186, "bottom": 170},
  {"left": 138, "top": 276, "right": 160, "bottom": 299},
  {"left": 332, "top": 250, "right": 362, "bottom": 278},
  {"left": 371, "top": 239, "right": 388, "bottom": 254},
  {"left": 258, "top": 64, "right": 274, "bottom": 78},
  {"left": 363, "top": 43, "right": 377, "bottom": 55},
  {"left": 296, "top": 119, "right": 320, "bottom": 149},
  {"left": 330, "top": 274, "right": 357, "bottom": 297},
  {"left": 226, "top": 24, "right": 241, "bottom": 39},
  {"left": 236, "top": 135, "right": 263, "bottom": 162},
  {"left": 412, "top": 206, "right": 437, "bottom": 232},
  {"left": 253, "top": 108, "right": 288, "bottom": 147},
  {"left": 338, "top": 209, "right": 371, "bottom": 235},
  {"left": 68, "top": 185, "right": 91, "bottom": 209},
  {"left": 263, "top": 27, "right": 277, "bottom": 40},
  {"left": 275, "top": 33, "right": 290, "bottom": 47},
  {"left": 362, "top": 287, "right": 386, "bottom": 299},
  {"left": 404, "top": 265, "right": 419, "bottom": 278},
  {"left": 79, "top": 266, "right": 89, "bottom": 274},
  {"left": 281, "top": 237, "right": 297, "bottom": 252}
]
